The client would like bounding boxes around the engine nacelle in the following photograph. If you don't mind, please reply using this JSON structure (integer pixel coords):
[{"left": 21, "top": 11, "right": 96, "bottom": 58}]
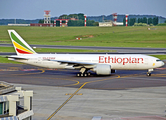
[{"left": 93, "top": 64, "right": 111, "bottom": 75}]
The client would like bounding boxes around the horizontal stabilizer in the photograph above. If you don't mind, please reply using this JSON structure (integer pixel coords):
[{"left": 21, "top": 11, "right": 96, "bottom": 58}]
[{"left": 7, "top": 56, "right": 29, "bottom": 60}]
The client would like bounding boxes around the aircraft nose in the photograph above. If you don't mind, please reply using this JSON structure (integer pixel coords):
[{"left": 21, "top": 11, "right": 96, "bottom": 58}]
[{"left": 161, "top": 61, "right": 165, "bottom": 66}]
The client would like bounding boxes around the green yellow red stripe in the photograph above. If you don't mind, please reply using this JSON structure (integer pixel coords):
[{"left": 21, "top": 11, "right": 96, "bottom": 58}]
[
  {"left": 13, "top": 41, "right": 34, "bottom": 54},
  {"left": 11, "top": 31, "right": 35, "bottom": 54}
]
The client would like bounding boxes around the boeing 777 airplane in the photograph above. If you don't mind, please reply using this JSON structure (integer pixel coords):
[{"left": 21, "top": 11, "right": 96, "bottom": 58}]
[{"left": 7, "top": 30, "right": 164, "bottom": 77}]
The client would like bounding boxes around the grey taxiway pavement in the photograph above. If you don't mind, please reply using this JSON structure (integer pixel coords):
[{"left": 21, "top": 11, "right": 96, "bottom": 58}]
[
  {"left": 1, "top": 44, "right": 166, "bottom": 55},
  {"left": 0, "top": 63, "right": 166, "bottom": 120}
]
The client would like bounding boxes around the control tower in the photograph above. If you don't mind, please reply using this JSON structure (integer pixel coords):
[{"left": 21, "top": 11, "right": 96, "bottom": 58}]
[{"left": 44, "top": 10, "right": 51, "bottom": 24}]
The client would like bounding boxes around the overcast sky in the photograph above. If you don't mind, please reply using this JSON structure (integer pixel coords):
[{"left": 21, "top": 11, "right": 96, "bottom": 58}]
[{"left": 0, "top": 0, "right": 166, "bottom": 19}]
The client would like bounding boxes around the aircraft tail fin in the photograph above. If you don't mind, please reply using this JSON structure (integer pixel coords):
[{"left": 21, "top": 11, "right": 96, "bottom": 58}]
[{"left": 8, "top": 30, "right": 37, "bottom": 55}]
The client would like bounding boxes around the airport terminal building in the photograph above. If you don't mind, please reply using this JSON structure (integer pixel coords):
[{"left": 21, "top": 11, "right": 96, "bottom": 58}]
[{"left": 0, "top": 82, "right": 33, "bottom": 120}]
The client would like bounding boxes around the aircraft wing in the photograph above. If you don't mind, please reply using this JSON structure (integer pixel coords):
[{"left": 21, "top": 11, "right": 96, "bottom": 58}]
[{"left": 48, "top": 59, "right": 96, "bottom": 68}]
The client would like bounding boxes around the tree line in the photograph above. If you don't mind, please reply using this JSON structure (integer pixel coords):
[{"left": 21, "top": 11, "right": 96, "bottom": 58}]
[{"left": 123, "top": 17, "right": 158, "bottom": 26}]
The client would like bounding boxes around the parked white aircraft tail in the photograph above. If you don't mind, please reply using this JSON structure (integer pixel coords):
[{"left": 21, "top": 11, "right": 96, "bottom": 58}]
[{"left": 8, "top": 30, "right": 165, "bottom": 77}]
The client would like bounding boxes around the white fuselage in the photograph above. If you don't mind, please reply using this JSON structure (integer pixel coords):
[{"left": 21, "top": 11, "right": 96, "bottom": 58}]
[
  {"left": 9, "top": 54, "right": 164, "bottom": 70},
  {"left": 7, "top": 30, "right": 165, "bottom": 76}
]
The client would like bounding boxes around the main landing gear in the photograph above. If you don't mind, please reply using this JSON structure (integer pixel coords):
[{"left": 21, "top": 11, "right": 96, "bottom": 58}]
[
  {"left": 146, "top": 69, "right": 153, "bottom": 76},
  {"left": 76, "top": 68, "right": 91, "bottom": 77},
  {"left": 76, "top": 72, "right": 91, "bottom": 77}
]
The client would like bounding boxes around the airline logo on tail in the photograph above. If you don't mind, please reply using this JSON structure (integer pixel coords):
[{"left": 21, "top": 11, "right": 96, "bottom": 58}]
[{"left": 8, "top": 30, "right": 36, "bottom": 55}]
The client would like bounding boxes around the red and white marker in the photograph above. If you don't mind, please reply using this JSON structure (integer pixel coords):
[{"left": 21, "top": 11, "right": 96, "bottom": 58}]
[
  {"left": 125, "top": 14, "right": 129, "bottom": 26},
  {"left": 66, "top": 20, "right": 68, "bottom": 26},
  {"left": 60, "top": 20, "right": 62, "bottom": 27},
  {"left": 54, "top": 20, "right": 56, "bottom": 27},
  {"left": 112, "top": 13, "right": 117, "bottom": 23},
  {"left": 84, "top": 15, "right": 87, "bottom": 26}
]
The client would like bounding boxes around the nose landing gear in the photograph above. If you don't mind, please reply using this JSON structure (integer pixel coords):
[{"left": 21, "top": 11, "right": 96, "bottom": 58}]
[
  {"left": 147, "top": 72, "right": 151, "bottom": 76},
  {"left": 147, "top": 69, "right": 153, "bottom": 76}
]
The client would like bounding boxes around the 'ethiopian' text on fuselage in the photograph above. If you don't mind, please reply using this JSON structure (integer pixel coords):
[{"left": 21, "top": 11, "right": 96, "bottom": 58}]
[{"left": 99, "top": 56, "right": 144, "bottom": 65}]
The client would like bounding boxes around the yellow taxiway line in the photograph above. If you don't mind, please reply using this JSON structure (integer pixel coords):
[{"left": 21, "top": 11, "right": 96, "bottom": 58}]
[{"left": 47, "top": 75, "right": 120, "bottom": 120}]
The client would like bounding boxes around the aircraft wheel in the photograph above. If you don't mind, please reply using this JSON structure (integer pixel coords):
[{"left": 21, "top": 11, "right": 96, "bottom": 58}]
[
  {"left": 84, "top": 73, "right": 88, "bottom": 77},
  {"left": 77, "top": 73, "right": 80, "bottom": 77},
  {"left": 88, "top": 72, "right": 91, "bottom": 76},
  {"left": 147, "top": 72, "right": 151, "bottom": 76}
]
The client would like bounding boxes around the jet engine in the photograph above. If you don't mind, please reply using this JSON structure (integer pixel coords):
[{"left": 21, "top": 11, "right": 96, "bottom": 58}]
[{"left": 92, "top": 64, "right": 111, "bottom": 75}]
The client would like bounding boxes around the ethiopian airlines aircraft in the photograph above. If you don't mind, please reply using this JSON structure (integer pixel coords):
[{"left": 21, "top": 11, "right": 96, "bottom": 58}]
[{"left": 8, "top": 30, "right": 164, "bottom": 77}]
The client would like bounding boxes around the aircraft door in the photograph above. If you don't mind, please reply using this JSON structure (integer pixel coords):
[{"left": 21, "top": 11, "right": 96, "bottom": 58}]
[{"left": 144, "top": 58, "right": 148, "bottom": 65}]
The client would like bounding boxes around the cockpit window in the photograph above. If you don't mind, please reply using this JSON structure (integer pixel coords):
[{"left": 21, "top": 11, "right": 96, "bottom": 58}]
[{"left": 156, "top": 59, "right": 161, "bottom": 62}]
